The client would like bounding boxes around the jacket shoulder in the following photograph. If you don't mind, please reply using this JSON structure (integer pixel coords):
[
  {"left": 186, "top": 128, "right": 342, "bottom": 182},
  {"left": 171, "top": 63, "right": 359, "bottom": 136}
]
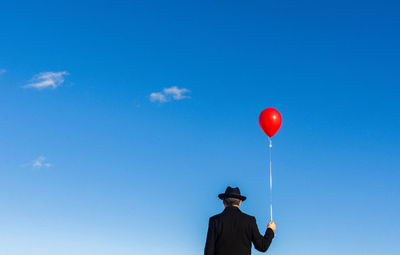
[
  {"left": 240, "top": 211, "right": 255, "bottom": 219},
  {"left": 209, "top": 213, "right": 222, "bottom": 221},
  {"left": 239, "top": 211, "right": 257, "bottom": 223}
]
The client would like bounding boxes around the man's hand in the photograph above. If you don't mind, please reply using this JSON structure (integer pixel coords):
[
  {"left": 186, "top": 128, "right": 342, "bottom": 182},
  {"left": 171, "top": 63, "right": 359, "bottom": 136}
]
[{"left": 267, "top": 221, "right": 276, "bottom": 232}]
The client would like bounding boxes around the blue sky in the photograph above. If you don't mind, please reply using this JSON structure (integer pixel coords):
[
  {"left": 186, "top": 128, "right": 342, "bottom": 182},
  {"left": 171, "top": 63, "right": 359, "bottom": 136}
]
[{"left": 0, "top": 0, "right": 399, "bottom": 254}]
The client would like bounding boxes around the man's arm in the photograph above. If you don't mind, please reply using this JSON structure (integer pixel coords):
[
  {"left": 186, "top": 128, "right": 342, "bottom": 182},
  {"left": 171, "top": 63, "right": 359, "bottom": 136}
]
[
  {"left": 250, "top": 217, "right": 275, "bottom": 252},
  {"left": 204, "top": 217, "right": 216, "bottom": 255}
]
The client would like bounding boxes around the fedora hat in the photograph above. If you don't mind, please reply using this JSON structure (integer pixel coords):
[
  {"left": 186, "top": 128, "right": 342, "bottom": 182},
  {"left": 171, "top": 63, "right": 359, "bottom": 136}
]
[{"left": 218, "top": 186, "right": 246, "bottom": 201}]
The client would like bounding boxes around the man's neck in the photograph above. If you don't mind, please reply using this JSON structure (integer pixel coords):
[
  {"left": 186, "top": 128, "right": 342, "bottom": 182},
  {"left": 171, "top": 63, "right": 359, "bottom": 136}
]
[{"left": 225, "top": 205, "right": 240, "bottom": 208}]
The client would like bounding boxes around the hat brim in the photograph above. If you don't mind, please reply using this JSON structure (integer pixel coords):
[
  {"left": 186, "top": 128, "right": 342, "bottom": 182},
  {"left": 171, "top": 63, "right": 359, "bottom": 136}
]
[{"left": 218, "top": 193, "right": 246, "bottom": 201}]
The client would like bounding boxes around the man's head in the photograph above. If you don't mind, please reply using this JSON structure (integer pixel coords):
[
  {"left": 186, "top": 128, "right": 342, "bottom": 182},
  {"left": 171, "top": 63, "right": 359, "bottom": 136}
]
[
  {"left": 223, "top": 197, "right": 242, "bottom": 207},
  {"left": 218, "top": 186, "right": 246, "bottom": 207}
]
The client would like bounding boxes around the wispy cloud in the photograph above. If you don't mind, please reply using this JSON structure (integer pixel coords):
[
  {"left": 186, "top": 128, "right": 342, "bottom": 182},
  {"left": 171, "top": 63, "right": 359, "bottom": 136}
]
[
  {"left": 150, "top": 86, "right": 190, "bottom": 103},
  {"left": 0, "top": 69, "right": 6, "bottom": 75},
  {"left": 23, "top": 71, "right": 69, "bottom": 89},
  {"left": 26, "top": 156, "right": 53, "bottom": 169},
  {"left": 150, "top": 92, "right": 168, "bottom": 103}
]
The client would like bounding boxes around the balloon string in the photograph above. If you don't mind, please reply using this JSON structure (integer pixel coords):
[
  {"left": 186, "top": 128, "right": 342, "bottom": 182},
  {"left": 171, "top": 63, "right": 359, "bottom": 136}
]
[{"left": 268, "top": 137, "right": 273, "bottom": 221}]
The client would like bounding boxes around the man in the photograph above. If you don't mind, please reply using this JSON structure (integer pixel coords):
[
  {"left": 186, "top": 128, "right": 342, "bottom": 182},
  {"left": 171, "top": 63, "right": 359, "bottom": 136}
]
[{"left": 204, "top": 186, "right": 276, "bottom": 255}]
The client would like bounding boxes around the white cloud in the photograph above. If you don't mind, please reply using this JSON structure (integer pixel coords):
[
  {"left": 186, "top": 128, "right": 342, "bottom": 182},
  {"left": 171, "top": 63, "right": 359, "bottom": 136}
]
[
  {"left": 150, "top": 86, "right": 190, "bottom": 103},
  {"left": 150, "top": 92, "right": 168, "bottom": 103},
  {"left": 24, "top": 71, "right": 68, "bottom": 89},
  {"left": 163, "top": 86, "right": 190, "bottom": 100},
  {"left": 31, "top": 156, "right": 53, "bottom": 168}
]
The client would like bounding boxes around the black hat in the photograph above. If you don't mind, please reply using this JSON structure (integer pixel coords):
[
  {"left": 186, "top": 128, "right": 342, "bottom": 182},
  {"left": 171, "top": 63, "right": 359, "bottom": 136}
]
[{"left": 218, "top": 186, "right": 246, "bottom": 201}]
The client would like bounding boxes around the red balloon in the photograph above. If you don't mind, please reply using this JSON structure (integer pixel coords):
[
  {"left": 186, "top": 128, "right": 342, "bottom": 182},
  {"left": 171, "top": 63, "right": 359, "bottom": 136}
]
[{"left": 259, "top": 108, "right": 282, "bottom": 137}]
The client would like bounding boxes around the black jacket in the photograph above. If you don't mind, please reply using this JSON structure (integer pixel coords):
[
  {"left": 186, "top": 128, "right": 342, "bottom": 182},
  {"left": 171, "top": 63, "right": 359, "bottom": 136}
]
[{"left": 204, "top": 206, "right": 274, "bottom": 255}]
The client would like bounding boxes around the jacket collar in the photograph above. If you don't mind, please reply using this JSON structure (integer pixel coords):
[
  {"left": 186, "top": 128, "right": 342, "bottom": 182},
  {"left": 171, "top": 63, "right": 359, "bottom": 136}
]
[{"left": 223, "top": 206, "right": 241, "bottom": 213}]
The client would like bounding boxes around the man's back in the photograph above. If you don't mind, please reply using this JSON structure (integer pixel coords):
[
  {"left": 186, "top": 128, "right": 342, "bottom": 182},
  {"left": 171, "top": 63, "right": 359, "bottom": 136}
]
[{"left": 204, "top": 206, "right": 274, "bottom": 255}]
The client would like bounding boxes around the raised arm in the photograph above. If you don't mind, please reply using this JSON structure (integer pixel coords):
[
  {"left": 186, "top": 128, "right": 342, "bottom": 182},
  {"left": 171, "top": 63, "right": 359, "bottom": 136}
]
[
  {"left": 204, "top": 217, "right": 217, "bottom": 255},
  {"left": 250, "top": 217, "right": 275, "bottom": 252}
]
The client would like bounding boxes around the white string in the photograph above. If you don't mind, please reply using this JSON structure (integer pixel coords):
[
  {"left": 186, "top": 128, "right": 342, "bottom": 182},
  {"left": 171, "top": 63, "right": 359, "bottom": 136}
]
[{"left": 268, "top": 137, "right": 273, "bottom": 221}]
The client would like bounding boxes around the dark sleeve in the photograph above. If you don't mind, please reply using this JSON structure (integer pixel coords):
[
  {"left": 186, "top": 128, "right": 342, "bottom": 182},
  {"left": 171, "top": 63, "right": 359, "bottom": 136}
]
[
  {"left": 250, "top": 216, "right": 274, "bottom": 252},
  {"left": 204, "top": 217, "right": 217, "bottom": 255}
]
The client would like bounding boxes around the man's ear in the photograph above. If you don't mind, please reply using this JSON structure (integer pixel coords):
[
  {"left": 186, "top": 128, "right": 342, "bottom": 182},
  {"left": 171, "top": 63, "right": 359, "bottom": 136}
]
[{"left": 239, "top": 200, "right": 242, "bottom": 206}]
